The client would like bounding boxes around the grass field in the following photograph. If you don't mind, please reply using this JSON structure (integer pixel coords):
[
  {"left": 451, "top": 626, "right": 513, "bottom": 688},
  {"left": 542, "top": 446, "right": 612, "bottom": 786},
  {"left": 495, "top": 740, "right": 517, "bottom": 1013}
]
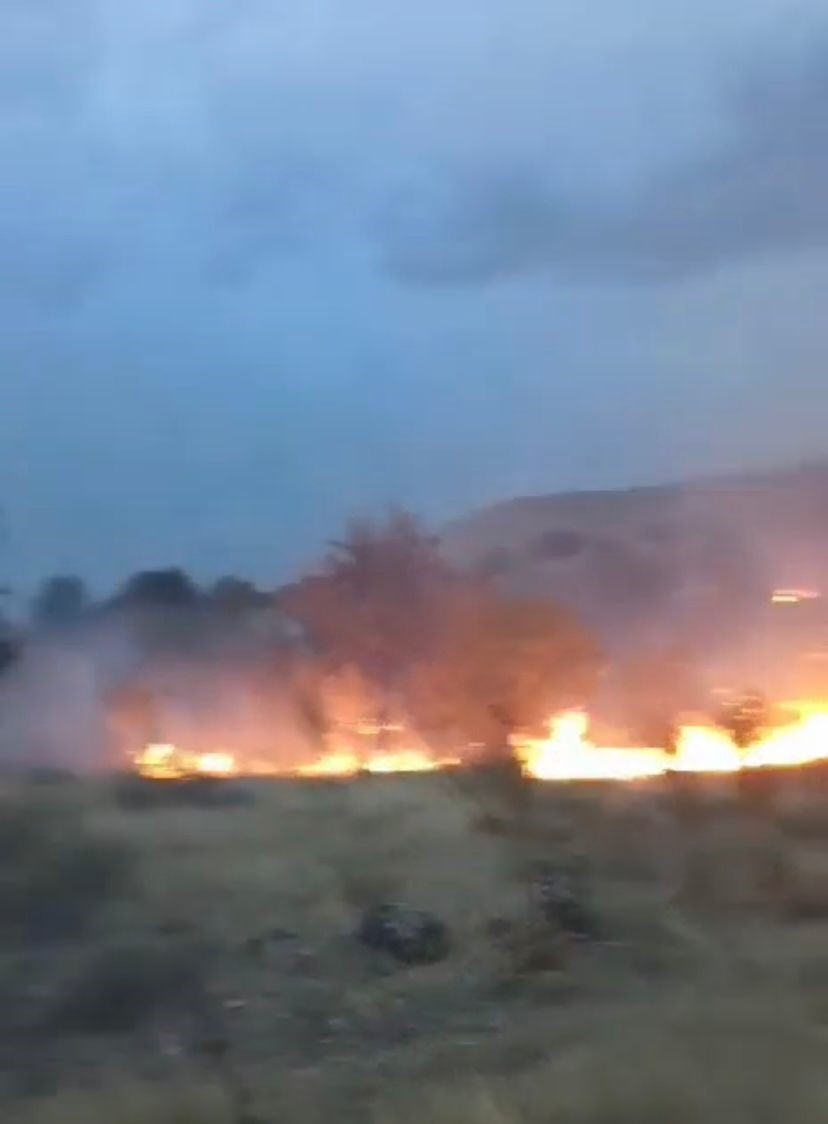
[{"left": 1, "top": 765, "right": 826, "bottom": 1123}]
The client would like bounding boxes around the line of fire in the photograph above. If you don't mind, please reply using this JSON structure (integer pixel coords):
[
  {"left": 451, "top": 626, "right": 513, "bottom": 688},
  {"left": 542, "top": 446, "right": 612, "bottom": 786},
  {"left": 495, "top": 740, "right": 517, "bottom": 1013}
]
[{"left": 107, "top": 585, "right": 828, "bottom": 788}]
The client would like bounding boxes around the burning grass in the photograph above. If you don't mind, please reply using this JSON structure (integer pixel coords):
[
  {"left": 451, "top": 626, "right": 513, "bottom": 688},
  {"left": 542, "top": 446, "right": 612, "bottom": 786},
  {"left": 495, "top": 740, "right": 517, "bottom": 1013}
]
[{"left": 1, "top": 768, "right": 826, "bottom": 1123}]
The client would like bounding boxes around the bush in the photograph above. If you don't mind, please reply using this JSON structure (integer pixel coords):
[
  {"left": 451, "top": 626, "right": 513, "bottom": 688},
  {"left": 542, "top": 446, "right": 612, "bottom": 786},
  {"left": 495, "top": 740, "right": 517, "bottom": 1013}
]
[{"left": 0, "top": 795, "right": 134, "bottom": 944}]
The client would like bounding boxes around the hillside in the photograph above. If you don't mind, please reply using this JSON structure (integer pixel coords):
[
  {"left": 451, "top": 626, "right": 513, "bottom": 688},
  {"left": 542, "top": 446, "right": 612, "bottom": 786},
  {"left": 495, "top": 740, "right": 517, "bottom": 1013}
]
[{"left": 441, "top": 462, "right": 828, "bottom": 657}]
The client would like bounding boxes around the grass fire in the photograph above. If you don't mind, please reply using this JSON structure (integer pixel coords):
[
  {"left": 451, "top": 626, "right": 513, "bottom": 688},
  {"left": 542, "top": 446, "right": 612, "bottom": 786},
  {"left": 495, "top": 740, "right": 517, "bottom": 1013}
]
[
  {"left": 0, "top": 505, "right": 825, "bottom": 1124},
  {"left": 130, "top": 696, "right": 828, "bottom": 784}
]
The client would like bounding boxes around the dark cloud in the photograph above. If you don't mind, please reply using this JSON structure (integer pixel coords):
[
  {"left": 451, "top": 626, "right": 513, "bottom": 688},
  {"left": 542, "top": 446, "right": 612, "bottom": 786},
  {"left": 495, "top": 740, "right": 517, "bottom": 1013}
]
[{"left": 381, "top": 37, "right": 828, "bottom": 286}]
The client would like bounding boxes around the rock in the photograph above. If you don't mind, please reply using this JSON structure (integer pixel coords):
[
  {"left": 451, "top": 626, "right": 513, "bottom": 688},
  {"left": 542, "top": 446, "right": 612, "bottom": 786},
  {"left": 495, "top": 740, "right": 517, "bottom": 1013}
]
[{"left": 357, "top": 903, "right": 450, "bottom": 965}]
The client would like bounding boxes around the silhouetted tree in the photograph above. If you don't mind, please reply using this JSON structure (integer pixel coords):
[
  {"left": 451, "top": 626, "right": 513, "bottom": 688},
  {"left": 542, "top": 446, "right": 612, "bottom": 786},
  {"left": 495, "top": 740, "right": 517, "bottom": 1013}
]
[
  {"left": 31, "top": 575, "right": 89, "bottom": 629},
  {"left": 209, "top": 577, "right": 269, "bottom": 615},
  {"left": 115, "top": 569, "right": 201, "bottom": 610},
  {"left": 110, "top": 569, "right": 203, "bottom": 656}
]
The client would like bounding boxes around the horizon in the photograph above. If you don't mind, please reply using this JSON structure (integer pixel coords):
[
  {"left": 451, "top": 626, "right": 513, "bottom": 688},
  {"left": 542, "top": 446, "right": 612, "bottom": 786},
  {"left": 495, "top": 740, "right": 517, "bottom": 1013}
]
[{"left": 2, "top": 453, "right": 825, "bottom": 605}]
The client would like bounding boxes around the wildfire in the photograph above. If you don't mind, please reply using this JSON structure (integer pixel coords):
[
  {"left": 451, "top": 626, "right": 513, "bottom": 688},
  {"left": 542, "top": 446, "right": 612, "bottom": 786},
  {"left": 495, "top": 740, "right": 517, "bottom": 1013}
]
[
  {"left": 132, "top": 701, "right": 828, "bottom": 784},
  {"left": 296, "top": 747, "right": 457, "bottom": 778},
  {"left": 134, "top": 740, "right": 457, "bottom": 781},
  {"left": 133, "top": 743, "right": 240, "bottom": 781},
  {"left": 515, "top": 701, "right": 828, "bottom": 782}
]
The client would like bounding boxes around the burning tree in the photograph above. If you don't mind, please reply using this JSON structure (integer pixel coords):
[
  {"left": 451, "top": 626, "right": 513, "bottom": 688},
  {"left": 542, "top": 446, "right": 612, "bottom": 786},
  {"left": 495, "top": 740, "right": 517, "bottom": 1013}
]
[
  {"left": 406, "top": 589, "right": 601, "bottom": 754},
  {"left": 284, "top": 511, "right": 457, "bottom": 695},
  {"left": 285, "top": 511, "right": 600, "bottom": 755}
]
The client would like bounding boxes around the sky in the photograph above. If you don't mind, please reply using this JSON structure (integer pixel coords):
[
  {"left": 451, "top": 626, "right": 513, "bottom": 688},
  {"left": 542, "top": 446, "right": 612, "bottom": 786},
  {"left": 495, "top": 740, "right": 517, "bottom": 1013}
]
[{"left": 2, "top": 0, "right": 828, "bottom": 591}]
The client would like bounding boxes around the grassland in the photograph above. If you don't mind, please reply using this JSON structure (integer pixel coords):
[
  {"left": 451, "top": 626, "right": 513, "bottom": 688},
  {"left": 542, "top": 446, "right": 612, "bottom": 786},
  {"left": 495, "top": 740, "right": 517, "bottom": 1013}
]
[{"left": 1, "top": 765, "right": 826, "bottom": 1123}]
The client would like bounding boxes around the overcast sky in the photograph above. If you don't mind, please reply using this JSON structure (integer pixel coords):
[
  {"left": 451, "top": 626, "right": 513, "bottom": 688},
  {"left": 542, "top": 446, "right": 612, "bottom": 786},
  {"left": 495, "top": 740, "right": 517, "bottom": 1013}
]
[{"left": 2, "top": 1, "right": 828, "bottom": 590}]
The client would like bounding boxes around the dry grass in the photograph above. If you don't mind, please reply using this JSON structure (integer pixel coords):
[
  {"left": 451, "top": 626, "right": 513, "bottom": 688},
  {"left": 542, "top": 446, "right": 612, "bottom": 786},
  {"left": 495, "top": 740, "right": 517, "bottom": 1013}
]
[{"left": 2, "top": 767, "right": 826, "bottom": 1122}]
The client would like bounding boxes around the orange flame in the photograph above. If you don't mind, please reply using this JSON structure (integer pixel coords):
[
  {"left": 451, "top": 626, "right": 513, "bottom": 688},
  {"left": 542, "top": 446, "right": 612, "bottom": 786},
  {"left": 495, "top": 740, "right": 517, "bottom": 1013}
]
[
  {"left": 133, "top": 700, "right": 828, "bottom": 783},
  {"left": 134, "top": 743, "right": 240, "bottom": 780},
  {"left": 515, "top": 701, "right": 828, "bottom": 782}
]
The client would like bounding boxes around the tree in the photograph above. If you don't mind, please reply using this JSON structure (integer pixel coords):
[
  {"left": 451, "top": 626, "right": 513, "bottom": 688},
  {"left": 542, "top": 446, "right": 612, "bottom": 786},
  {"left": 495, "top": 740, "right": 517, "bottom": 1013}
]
[
  {"left": 115, "top": 569, "right": 201, "bottom": 610},
  {"left": 284, "top": 511, "right": 456, "bottom": 690},
  {"left": 406, "top": 588, "right": 601, "bottom": 752},
  {"left": 110, "top": 569, "right": 203, "bottom": 656},
  {"left": 31, "top": 575, "right": 89, "bottom": 629},
  {"left": 286, "top": 510, "right": 600, "bottom": 751},
  {"left": 208, "top": 577, "right": 268, "bottom": 615}
]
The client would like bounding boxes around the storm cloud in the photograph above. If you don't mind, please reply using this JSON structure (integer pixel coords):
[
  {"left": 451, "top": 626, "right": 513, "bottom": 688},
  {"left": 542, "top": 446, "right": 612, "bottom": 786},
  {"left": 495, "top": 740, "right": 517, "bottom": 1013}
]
[{"left": 381, "top": 38, "right": 828, "bottom": 286}]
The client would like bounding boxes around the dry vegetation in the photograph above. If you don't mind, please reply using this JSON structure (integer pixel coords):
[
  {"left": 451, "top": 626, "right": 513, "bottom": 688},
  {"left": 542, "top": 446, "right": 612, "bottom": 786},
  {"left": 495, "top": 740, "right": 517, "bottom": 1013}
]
[{"left": 1, "top": 766, "right": 826, "bottom": 1123}]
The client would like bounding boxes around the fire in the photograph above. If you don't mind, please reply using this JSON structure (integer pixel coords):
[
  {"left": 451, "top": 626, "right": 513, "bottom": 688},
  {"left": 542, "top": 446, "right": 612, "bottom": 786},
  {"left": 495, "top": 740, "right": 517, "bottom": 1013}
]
[
  {"left": 195, "top": 752, "right": 238, "bottom": 778},
  {"left": 297, "top": 747, "right": 458, "bottom": 778},
  {"left": 132, "top": 700, "right": 828, "bottom": 785},
  {"left": 134, "top": 738, "right": 457, "bottom": 781},
  {"left": 513, "top": 712, "right": 666, "bottom": 781},
  {"left": 134, "top": 743, "right": 240, "bottom": 780},
  {"left": 516, "top": 702, "right": 828, "bottom": 782}
]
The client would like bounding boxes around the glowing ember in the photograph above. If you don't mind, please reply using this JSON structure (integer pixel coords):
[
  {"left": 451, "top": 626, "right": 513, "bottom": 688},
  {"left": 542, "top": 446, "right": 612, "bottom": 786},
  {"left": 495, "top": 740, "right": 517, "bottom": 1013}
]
[{"left": 771, "top": 588, "right": 821, "bottom": 604}]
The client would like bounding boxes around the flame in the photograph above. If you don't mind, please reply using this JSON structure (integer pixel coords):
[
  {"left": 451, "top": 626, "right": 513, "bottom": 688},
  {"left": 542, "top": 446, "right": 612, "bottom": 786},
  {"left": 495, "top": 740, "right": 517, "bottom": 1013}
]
[
  {"left": 134, "top": 737, "right": 456, "bottom": 781},
  {"left": 133, "top": 699, "right": 828, "bottom": 784},
  {"left": 516, "top": 702, "right": 828, "bottom": 782},
  {"left": 134, "top": 743, "right": 240, "bottom": 780},
  {"left": 514, "top": 713, "right": 666, "bottom": 782},
  {"left": 195, "top": 751, "right": 238, "bottom": 777},
  {"left": 296, "top": 747, "right": 458, "bottom": 778}
]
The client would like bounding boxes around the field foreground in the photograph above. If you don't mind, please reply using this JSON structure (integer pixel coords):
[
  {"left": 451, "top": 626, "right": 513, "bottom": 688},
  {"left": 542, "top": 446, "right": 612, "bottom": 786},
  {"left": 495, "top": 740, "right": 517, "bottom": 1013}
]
[{"left": 1, "top": 767, "right": 827, "bottom": 1123}]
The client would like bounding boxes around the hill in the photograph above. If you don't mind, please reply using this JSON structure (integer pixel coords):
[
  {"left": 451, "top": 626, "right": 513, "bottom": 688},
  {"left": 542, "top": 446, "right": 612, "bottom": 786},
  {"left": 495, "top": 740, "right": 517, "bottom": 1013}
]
[{"left": 441, "top": 461, "right": 828, "bottom": 660}]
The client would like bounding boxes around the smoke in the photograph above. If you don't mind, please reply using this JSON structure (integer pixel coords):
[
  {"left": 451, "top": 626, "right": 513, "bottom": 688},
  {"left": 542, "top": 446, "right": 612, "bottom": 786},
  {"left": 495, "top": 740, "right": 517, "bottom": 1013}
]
[
  {"left": 0, "top": 612, "right": 321, "bottom": 774},
  {"left": 0, "top": 623, "right": 139, "bottom": 770}
]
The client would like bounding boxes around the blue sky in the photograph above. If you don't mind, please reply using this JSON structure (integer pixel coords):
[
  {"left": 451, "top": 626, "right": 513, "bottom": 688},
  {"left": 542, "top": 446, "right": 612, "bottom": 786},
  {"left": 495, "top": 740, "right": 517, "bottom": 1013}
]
[{"left": 2, "top": 0, "right": 828, "bottom": 590}]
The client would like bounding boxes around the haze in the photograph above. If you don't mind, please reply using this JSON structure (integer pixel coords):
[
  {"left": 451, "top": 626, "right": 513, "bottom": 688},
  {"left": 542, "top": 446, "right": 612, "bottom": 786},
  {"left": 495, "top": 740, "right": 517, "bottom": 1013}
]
[{"left": 2, "top": 0, "right": 828, "bottom": 591}]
